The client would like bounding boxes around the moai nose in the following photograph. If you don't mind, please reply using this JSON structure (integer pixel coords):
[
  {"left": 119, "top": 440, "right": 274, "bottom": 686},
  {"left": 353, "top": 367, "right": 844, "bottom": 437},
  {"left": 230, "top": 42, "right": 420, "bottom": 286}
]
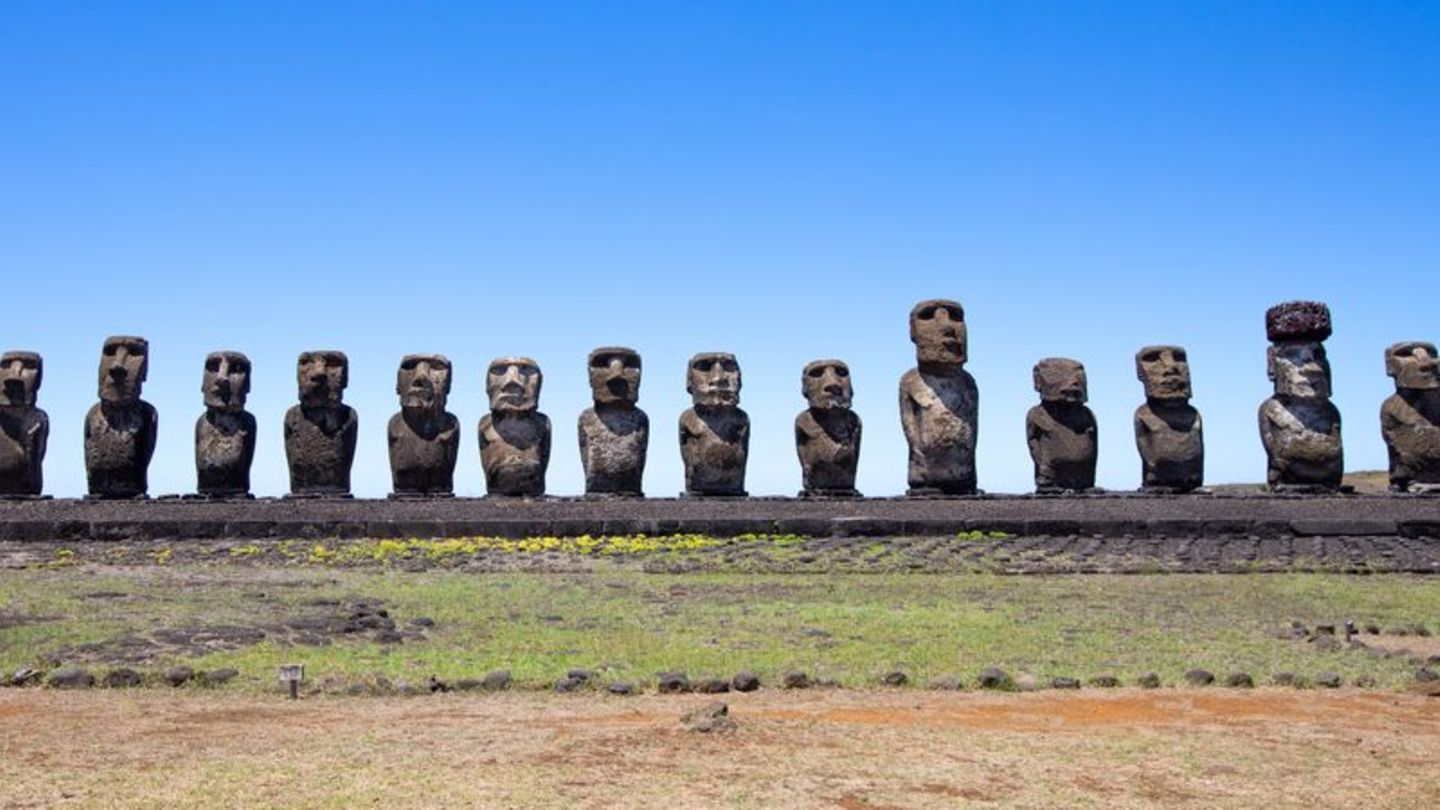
[{"left": 109, "top": 366, "right": 128, "bottom": 381}]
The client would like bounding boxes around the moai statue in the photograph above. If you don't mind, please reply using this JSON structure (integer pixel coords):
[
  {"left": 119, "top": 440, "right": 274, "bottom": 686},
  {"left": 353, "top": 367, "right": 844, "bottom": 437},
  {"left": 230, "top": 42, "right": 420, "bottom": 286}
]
[
  {"left": 195, "top": 351, "right": 256, "bottom": 498},
  {"left": 388, "top": 354, "right": 459, "bottom": 497},
  {"left": 0, "top": 352, "right": 48, "bottom": 498},
  {"left": 1133, "top": 345, "right": 1204, "bottom": 493},
  {"left": 479, "top": 357, "right": 550, "bottom": 497},
  {"left": 284, "top": 350, "right": 357, "bottom": 497},
  {"left": 1026, "top": 358, "right": 1098, "bottom": 493},
  {"left": 1258, "top": 301, "right": 1343, "bottom": 492},
  {"left": 679, "top": 352, "right": 749, "bottom": 496},
  {"left": 84, "top": 336, "right": 157, "bottom": 499},
  {"left": 899, "top": 299, "right": 979, "bottom": 495},
  {"left": 578, "top": 347, "right": 648, "bottom": 497},
  {"left": 1380, "top": 341, "right": 1440, "bottom": 492},
  {"left": 795, "top": 359, "right": 862, "bottom": 497}
]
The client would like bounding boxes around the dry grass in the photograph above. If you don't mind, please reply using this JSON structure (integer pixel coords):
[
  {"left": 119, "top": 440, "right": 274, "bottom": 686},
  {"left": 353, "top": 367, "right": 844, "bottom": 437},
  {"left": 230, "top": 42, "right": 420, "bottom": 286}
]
[{"left": 2, "top": 688, "right": 1437, "bottom": 808}]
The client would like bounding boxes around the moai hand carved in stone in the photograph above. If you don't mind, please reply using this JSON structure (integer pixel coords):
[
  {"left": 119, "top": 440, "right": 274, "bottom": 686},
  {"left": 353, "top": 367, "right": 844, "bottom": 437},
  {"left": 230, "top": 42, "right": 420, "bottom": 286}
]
[
  {"left": 1258, "top": 302, "right": 1343, "bottom": 492},
  {"left": 388, "top": 354, "right": 459, "bottom": 497},
  {"left": 1381, "top": 340, "right": 1440, "bottom": 492},
  {"left": 284, "top": 350, "right": 357, "bottom": 497},
  {"left": 578, "top": 347, "right": 648, "bottom": 497},
  {"left": 0, "top": 351, "right": 48, "bottom": 498},
  {"left": 1133, "top": 345, "right": 1203, "bottom": 493},
  {"left": 479, "top": 357, "right": 550, "bottom": 497},
  {"left": 84, "top": 336, "right": 157, "bottom": 499},
  {"left": 899, "top": 299, "right": 978, "bottom": 495},
  {"left": 195, "top": 351, "right": 256, "bottom": 498},
  {"left": 679, "top": 352, "right": 749, "bottom": 496},
  {"left": 1026, "top": 358, "right": 1098, "bottom": 493},
  {"left": 795, "top": 359, "right": 861, "bottom": 497}
]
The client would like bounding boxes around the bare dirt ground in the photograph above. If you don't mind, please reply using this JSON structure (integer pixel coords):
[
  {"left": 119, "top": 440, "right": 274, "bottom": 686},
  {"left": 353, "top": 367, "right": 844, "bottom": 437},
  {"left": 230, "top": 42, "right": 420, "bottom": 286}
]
[{"left": 2, "top": 688, "right": 1437, "bottom": 809}]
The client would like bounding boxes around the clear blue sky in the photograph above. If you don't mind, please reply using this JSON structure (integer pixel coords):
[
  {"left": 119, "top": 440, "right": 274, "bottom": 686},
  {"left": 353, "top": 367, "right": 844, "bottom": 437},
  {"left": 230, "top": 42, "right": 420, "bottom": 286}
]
[{"left": 4, "top": 1, "right": 1437, "bottom": 497}]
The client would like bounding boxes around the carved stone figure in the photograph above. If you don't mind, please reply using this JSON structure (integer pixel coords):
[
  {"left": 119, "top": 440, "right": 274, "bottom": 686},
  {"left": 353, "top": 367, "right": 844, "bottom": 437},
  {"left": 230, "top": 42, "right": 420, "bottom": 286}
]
[
  {"left": 1133, "top": 345, "right": 1203, "bottom": 493},
  {"left": 284, "top": 350, "right": 357, "bottom": 497},
  {"left": 679, "top": 352, "right": 749, "bottom": 496},
  {"left": 0, "top": 351, "right": 48, "bottom": 497},
  {"left": 1258, "top": 302, "right": 1343, "bottom": 492},
  {"left": 795, "top": 359, "right": 861, "bottom": 497},
  {"left": 1380, "top": 340, "right": 1440, "bottom": 492},
  {"left": 195, "top": 351, "right": 256, "bottom": 498},
  {"left": 388, "top": 354, "right": 459, "bottom": 497},
  {"left": 479, "top": 357, "right": 550, "bottom": 497},
  {"left": 578, "top": 347, "right": 648, "bottom": 496},
  {"left": 899, "top": 299, "right": 978, "bottom": 495},
  {"left": 84, "top": 337, "right": 157, "bottom": 499},
  {"left": 1026, "top": 357, "right": 1097, "bottom": 493}
]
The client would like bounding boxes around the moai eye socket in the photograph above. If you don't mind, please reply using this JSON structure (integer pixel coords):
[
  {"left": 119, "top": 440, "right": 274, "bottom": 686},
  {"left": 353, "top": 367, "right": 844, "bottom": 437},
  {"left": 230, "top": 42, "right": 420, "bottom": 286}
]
[
  {"left": 591, "top": 354, "right": 611, "bottom": 369},
  {"left": 693, "top": 359, "right": 715, "bottom": 372},
  {"left": 1141, "top": 350, "right": 1162, "bottom": 363},
  {"left": 623, "top": 355, "right": 640, "bottom": 369},
  {"left": 206, "top": 356, "right": 223, "bottom": 373},
  {"left": 401, "top": 358, "right": 420, "bottom": 371},
  {"left": 720, "top": 359, "right": 738, "bottom": 373},
  {"left": 1396, "top": 346, "right": 1415, "bottom": 357},
  {"left": 232, "top": 360, "right": 250, "bottom": 375},
  {"left": 1173, "top": 350, "right": 1187, "bottom": 363},
  {"left": 917, "top": 305, "right": 937, "bottom": 320},
  {"left": 835, "top": 365, "right": 850, "bottom": 378},
  {"left": 807, "top": 366, "right": 826, "bottom": 379},
  {"left": 104, "top": 344, "right": 119, "bottom": 357}
]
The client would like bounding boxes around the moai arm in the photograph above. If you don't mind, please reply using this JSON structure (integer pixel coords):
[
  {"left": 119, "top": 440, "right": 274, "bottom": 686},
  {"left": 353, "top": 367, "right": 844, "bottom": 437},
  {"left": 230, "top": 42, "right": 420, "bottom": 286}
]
[
  {"left": 898, "top": 378, "right": 920, "bottom": 449},
  {"left": 1257, "top": 401, "right": 1282, "bottom": 460},
  {"left": 539, "top": 413, "right": 552, "bottom": 471},
  {"left": 738, "top": 411, "right": 751, "bottom": 456},
  {"left": 1026, "top": 410, "right": 1043, "bottom": 461},
  {"left": 30, "top": 413, "right": 49, "bottom": 464},
  {"left": 577, "top": 413, "right": 590, "bottom": 464},
  {"left": 138, "top": 404, "right": 159, "bottom": 468}
]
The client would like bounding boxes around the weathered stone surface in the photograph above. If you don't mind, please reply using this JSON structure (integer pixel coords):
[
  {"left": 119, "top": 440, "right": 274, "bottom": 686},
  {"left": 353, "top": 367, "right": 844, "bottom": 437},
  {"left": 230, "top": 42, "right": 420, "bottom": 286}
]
[
  {"left": 977, "top": 666, "right": 1013, "bottom": 690},
  {"left": 1184, "top": 668, "right": 1214, "bottom": 686},
  {"left": 731, "top": 671, "right": 760, "bottom": 692},
  {"left": 657, "top": 671, "right": 692, "bottom": 694},
  {"left": 607, "top": 681, "right": 635, "bottom": 696},
  {"left": 164, "top": 665, "right": 195, "bottom": 687},
  {"left": 900, "top": 300, "right": 978, "bottom": 495},
  {"left": 679, "top": 353, "right": 748, "bottom": 496},
  {"left": 48, "top": 666, "right": 94, "bottom": 689},
  {"left": 694, "top": 677, "right": 731, "bottom": 694},
  {"left": 880, "top": 670, "right": 908, "bottom": 687},
  {"left": 796, "top": 360, "right": 862, "bottom": 497},
  {"left": 1381, "top": 341, "right": 1440, "bottom": 492},
  {"left": 388, "top": 354, "right": 459, "bottom": 497},
  {"left": 481, "top": 669, "right": 512, "bottom": 691},
  {"left": 781, "top": 669, "right": 810, "bottom": 689},
  {"left": 1027, "top": 358, "right": 1097, "bottom": 493},
  {"left": 284, "top": 351, "right": 357, "bottom": 497},
  {"left": 103, "top": 668, "right": 143, "bottom": 688},
  {"left": 578, "top": 347, "right": 648, "bottom": 496},
  {"left": 195, "top": 351, "right": 255, "bottom": 498},
  {"left": 479, "top": 357, "right": 550, "bottom": 497},
  {"left": 84, "top": 337, "right": 157, "bottom": 499},
  {"left": 0, "top": 351, "right": 47, "bottom": 497},
  {"left": 1315, "top": 671, "right": 1342, "bottom": 689},
  {"left": 1051, "top": 676, "right": 1081, "bottom": 690},
  {"left": 1259, "top": 302, "right": 1342, "bottom": 491},
  {"left": 204, "top": 668, "right": 239, "bottom": 685},
  {"left": 1224, "top": 672, "right": 1254, "bottom": 688},
  {"left": 1134, "top": 345, "right": 1203, "bottom": 492},
  {"left": 1136, "top": 672, "right": 1162, "bottom": 689},
  {"left": 681, "top": 701, "right": 735, "bottom": 733}
]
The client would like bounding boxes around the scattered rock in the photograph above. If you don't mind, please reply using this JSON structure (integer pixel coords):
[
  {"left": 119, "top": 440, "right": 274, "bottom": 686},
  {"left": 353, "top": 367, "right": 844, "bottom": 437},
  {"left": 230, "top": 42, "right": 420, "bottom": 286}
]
[
  {"left": 731, "top": 671, "right": 760, "bottom": 692},
  {"left": 880, "top": 671, "right": 909, "bottom": 687},
  {"left": 813, "top": 677, "right": 840, "bottom": 689},
  {"left": 657, "top": 672, "right": 692, "bottom": 694},
  {"left": 1224, "top": 672, "right": 1254, "bottom": 689},
  {"left": 408, "top": 617, "right": 436, "bottom": 628},
  {"left": 781, "top": 670, "right": 810, "bottom": 689},
  {"left": 928, "top": 676, "right": 963, "bottom": 691},
  {"left": 1184, "top": 668, "right": 1214, "bottom": 687},
  {"left": 1409, "top": 681, "right": 1440, "bottom": 697},
  {"left": 1089, "top": 673, "right": 1120, "bottom": 688},
  {"left": 453, "top": 678, "right": 482, "bottom": 692},
  {"left": 977, "top": 667, "right": 1013, "bottom": 690},
  {"left": 104, "top": 668, "right": 143, "bottom": 688},
  {"left": 203, "top": 668, "right": 238, "bottom": 686},
  {"left": 1051, "top": 676, "right": 1081, "bottom": 690},
  {"left": 426, "top": 676, "right": 449, "bottom": 693},
  {"left": 48, "top": 667, "right": 94, "bottom": 689},
  {"left": 1135, "top": 672, "right": 1162, "bottom": 689},
  {"left": 482, "top": 669, "right": 513, "bottom": 691},
  {"left": 375, "top": 630, "right": 404, "bottom": 645},
  {"left": 1315, "top": 672, "right": 1343, "bottom": 689},
  {"left": 1273, "top": 671, "right": 1297, "bottom": 686},
  {"left": 681, "top": 701, "right": 736, "bottom": 733},
  {"left": 1013, "top": 674, "right": 1039, "bottom": 692},
  {"left": 552, "top": 676, "right": 584, "bottom": 694},
  {"left": 694, "top": 677, "right": 730, "bottom": 694},
  {"left": 1313, "top": 624, "right": 1335, "bottom": 636},
  {"left": 1364, "top": 623, "right": 1380, "bottom": 635},
  {"left": 164, "top": 666, "right": 195, "bottom": 687},
  {"left": 1311, "top": 635, "right": 1342, "bottom": 652},
  {"left": 394, "top": 679, "right": 421, "bottom": 696},
  {"left": 1354, "top": 675, "right": 1377, "bottom": 688},
  {"left": 9, "top": 668, "right": 42, "bottom": 687},
  {"left": 566, "top": 668, "right": 596, "bottom": 683},
  {"left": 607, "top": 681, "right": 635, "bottom": 696},
  {"left": 1416, "top": 667, "right": 1438, "bottom": 683}
]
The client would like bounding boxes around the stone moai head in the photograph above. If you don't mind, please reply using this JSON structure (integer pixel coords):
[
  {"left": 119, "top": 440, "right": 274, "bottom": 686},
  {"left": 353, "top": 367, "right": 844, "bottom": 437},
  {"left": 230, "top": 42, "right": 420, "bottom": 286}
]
[
  {"left": 1385, "top": 341, "right": 1440, "bottom": 392},
  {"left": 202, "top": 351, "right": 251, "bottom": 412},
  {"left": 687, "top": 352, "right": 741, "bottom": 407},
  {"left": 0, "top": 351, "right": 42, "bottom": 408},
  {"left": 909, "top": 299, "right": 967, "bottom": 366},
  {"left": 98, "top": 336, "right": 148, "bottom": 404},
  {"left": 1034, "top": 358, "right": 1088, "bottom": 404},
  {"left": 588, "top": 347, "right": 641, "bottom": 406},
  {"left": 802, "top": 359, "right": 852, "bottom": 410},
  {"left": 397, "top": 354, "right": 452, "bottom": 414},
  {"left": 296, "top": 350, "right": 348, "bottom": 407},
  {"left": 1136, "top": 345, "right": 1192, "bottom": 402},
  {"left": 487, "top": 357, "right": 542, "bottom": 413},
  {"left": 1266, "top": 301, "right": 1333, "bottom": 399}
]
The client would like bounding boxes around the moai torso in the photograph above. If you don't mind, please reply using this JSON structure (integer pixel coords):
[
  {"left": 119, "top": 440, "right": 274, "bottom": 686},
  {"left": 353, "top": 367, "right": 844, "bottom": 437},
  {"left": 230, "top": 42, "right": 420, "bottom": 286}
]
[
  {"left": 479, "top": 357, "right": 550, "bottom": 497},
  {"left": 388, "top": 355, "right": 459, "bottom": 497},
  {"left": 0, "top": 351, "right": 47, "bottom": 497},
  {"left": 899, "top": 300, "right": 978, "bottom": 495},
  {"left": 1133, "top": 345, "right": 1203, "bottom": 492},
  {"left": 1027, "top": 358, "right": 1097, "bottom": 493},
  {"left": 195, "top": 351, "right": 256, "bottom": 497},
  {"left": 284, "top": 351, "right": 357, "bottom": 496},
  {"left": 1380, "top": 341, "right": 1440, "bottom": 490},
  {"left": 796, "top": 359, "right": 861, "bottom": 496},
  {"left": 680, "top": 352, "right": 748, "bottom": 496},
  {"left": 1259, "top": 302, "right": 1342, "bottom": 491},
  {"left": 579, "top": 348, "right": 648, "bottom": 496},
  {"left": 85, "top": 337, "right": 156, "bottom": 499}
]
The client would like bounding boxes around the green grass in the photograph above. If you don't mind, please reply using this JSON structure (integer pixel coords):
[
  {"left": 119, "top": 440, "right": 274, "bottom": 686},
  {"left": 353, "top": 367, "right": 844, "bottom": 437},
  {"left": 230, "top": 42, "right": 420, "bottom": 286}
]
[{"left": 3, "top": 563, "right": 1437, "bottom": 692}]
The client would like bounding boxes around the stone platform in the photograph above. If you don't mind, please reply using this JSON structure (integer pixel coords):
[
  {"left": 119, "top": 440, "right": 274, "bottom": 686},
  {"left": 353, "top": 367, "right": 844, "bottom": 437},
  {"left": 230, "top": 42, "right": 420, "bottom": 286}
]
[{"left": 1, "top": 493, "right": 1438, "bottom": 542}]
